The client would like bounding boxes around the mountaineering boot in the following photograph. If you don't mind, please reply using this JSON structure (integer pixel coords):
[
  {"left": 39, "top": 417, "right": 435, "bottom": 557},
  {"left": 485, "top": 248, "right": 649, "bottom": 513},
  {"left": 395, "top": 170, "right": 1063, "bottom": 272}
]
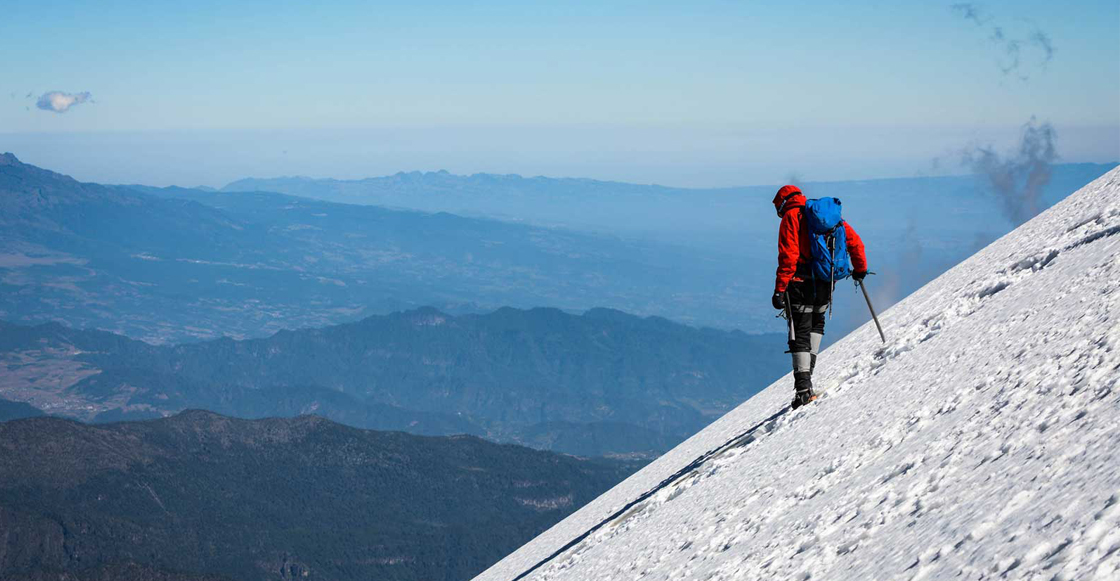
[{"left": 790, "top": 372, "right": 817, "bottom": 409}]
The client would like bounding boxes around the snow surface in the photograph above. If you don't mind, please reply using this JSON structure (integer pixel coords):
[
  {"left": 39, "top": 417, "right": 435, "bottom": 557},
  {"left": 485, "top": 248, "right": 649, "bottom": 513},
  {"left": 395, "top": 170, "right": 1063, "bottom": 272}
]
[{"left": 476, "top": 168, "right": 1120, "bottom": 581}]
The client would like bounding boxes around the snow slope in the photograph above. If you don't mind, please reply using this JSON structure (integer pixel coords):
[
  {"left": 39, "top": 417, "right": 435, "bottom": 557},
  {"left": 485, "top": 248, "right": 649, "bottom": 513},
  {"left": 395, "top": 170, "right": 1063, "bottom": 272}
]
[{"left": 476, "top": 168, "right": 1120, "bottom": 581}]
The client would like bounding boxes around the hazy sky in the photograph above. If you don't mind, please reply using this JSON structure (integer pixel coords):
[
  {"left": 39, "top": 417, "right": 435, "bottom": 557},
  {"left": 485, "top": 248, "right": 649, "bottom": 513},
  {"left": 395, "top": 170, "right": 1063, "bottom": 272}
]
[{"left": 1, "top": 0, "right": 1117, "bottom": 187}]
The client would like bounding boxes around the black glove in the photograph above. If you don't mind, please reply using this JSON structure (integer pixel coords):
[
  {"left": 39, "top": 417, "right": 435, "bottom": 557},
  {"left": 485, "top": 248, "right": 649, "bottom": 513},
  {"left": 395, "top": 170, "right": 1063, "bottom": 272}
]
[
  {"left": 772, "top": 291, "right": 786, "bottom": 310},
  {"left": 853, "top": 270, "right": 867, "bottom": 281}
]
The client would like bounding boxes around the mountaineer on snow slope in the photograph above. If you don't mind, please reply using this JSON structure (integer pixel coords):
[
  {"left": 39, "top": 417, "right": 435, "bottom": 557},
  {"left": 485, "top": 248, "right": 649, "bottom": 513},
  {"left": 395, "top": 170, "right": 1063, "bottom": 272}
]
[{"left": 771, "top": 185, "right": 868, "bottom": 409}]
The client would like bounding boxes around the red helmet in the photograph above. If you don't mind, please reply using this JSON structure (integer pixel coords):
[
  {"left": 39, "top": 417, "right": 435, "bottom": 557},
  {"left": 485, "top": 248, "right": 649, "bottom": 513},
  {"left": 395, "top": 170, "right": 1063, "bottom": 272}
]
[{"left": 772, "top": 185, "right": 802, "bottom": 216}]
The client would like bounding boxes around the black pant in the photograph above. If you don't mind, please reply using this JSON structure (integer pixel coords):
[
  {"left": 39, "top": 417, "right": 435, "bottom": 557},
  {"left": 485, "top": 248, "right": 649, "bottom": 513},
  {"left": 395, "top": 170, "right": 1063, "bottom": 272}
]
[{"left": 785, "top": 279, "right": 831, "bottom": 374}]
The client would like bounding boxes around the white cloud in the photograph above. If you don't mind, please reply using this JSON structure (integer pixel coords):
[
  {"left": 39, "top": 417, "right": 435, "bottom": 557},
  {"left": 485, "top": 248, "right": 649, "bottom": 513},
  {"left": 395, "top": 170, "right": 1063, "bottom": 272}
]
[{"left": 35, "top": 91, "right": 93, "bottom": 113}]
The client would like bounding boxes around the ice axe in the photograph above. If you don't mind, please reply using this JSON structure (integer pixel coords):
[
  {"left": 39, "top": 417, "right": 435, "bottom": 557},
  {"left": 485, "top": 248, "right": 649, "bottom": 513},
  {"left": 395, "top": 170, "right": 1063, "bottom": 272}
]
[
  {"left": 856, "top": 276, "right": 886, "bottom": 343},
  {"left": 783, "top": 291, "right": 795, "bottom": 343}
]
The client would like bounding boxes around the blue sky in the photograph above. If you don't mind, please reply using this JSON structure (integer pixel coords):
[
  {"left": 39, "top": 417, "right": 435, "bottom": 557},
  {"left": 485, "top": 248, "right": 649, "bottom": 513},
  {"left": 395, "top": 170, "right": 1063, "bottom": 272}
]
[{"left": 1, "top": 0, "right": 1117, "bottom": 187}]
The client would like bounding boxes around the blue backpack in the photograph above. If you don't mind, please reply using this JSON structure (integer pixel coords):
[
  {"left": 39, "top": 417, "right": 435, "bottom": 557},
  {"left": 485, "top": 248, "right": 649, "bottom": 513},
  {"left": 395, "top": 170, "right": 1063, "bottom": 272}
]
[{"left": 803, "top": 197, "right": 852, "bottom": 284}]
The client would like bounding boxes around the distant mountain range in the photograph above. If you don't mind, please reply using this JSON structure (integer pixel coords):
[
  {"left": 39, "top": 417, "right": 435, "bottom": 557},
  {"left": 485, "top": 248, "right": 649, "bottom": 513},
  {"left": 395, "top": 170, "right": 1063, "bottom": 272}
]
[
  {"left": 0, "top": 306, "right": 786, "bottom": 457},
  {"left": 223, "top": 164, "right": 1116, "bottom": 248},
  {"left": 0, "top": 153, "right": 770, "bottom": 342},
  {"left": 224, "top": 164, "right": 1119, "bottom": 343},
  {"left": 0, "top": 410, "right": 639, "bottom": 581},
  {"left": 224, "top": 171, "right": 735, "bottom": 240},
  {"left": 5, "top": 154, "right": 1113, "bottom": 346}
]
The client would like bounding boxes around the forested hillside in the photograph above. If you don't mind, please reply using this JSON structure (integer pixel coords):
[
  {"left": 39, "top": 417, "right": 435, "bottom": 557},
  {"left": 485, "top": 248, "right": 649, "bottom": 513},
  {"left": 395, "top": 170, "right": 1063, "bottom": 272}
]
[{"left": 0, "top": 411, "right": 639, "bottom": 581}]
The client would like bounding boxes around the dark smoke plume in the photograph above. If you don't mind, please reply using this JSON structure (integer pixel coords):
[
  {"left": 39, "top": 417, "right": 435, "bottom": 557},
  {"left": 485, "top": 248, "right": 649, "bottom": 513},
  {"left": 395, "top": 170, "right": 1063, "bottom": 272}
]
[
  {"left": 961, "top": 118, "right": 1058, "bottom": 225},
  {"left": 951, "top": 3, "right": 1054, "bottom": 78},
  {"left": 952, "top": 3, "right": 988, "bottom": 26}
]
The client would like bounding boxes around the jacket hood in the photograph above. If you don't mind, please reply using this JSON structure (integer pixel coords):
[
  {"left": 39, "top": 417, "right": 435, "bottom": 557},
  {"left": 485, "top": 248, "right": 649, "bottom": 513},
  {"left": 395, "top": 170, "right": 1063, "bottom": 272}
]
[{"left": 772, "top": 185, "right": 805, "bottom": 217}]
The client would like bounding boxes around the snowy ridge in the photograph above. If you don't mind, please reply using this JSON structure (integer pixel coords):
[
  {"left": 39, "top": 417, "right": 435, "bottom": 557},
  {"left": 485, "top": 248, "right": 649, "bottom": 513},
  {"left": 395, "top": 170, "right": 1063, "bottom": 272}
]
[{"left": 476, "top": 167, "right": 1120, "bottom": 581}]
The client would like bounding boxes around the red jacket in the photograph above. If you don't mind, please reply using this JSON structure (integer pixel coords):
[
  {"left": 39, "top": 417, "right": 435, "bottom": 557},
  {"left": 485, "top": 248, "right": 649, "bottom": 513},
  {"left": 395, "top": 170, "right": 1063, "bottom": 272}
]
[{"left": 772, "top": 185, "right": 867, "bottom": 293}]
